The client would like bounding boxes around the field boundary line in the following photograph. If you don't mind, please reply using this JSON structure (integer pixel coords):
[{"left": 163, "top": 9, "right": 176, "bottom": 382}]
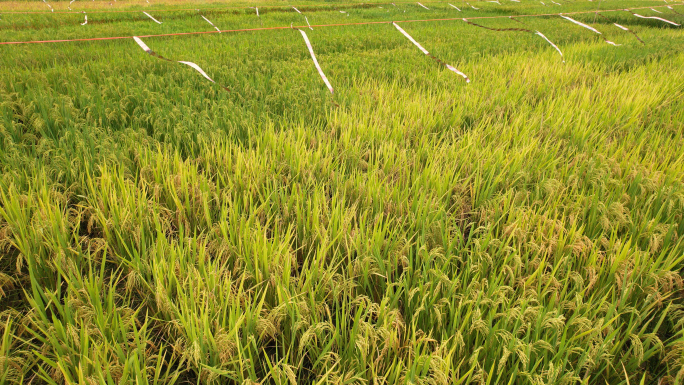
[{"left": 0, "top": 4, "right": 680, "bottom": 46}]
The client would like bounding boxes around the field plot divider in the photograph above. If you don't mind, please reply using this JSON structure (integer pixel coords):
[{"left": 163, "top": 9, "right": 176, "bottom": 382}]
[{"left": 466, "top": 18, "right": 564, "bottom": 62}]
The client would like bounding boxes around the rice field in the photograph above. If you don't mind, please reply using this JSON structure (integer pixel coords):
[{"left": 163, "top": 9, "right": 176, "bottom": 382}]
[{"left": 1, "top": 0, "right": 684, "bottom": 383}]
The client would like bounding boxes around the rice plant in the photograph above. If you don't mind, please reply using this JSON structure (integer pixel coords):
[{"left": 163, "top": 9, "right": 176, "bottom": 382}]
[{"left": 0, "top": 0, "right": 683, "bottom": 383}]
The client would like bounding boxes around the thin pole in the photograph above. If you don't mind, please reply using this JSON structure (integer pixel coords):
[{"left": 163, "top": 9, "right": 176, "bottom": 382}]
[{"left": 593, "top": 0, "right": 602, "bottom": 24}]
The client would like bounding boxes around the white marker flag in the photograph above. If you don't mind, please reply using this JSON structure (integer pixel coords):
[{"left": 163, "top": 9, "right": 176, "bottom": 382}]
[
  {"left": 81, "top": 14, "right": 88, "bottom": 25},
  {"left": 298, "top": 29, "right": 334, "bottom": 94},
  {"left": 143, "top": 12, "right": 162, "bottom": 24},
  {"left": 201, "top": 15, "right": 220, "bottom": 32},
  {"left": 393, "top": 22, "right": 470, "bottom": 82},
  {"left": 449, "top": 4, "right": 462, "bottom": 11}
]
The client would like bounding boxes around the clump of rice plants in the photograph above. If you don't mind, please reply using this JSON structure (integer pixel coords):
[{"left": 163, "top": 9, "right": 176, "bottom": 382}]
[{"left": 0, "top": 0, "right": 683, "bottom": 383}]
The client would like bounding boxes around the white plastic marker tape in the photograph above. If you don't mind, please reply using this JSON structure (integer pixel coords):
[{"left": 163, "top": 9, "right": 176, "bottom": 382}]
[
  {"left": 630, "top": 11, "right": 680, "bottom": 25},
  {"left": 650, "top": 8, "right": 663, "bottom": 13},
  {"left": 305, "top": 16, "right": 313, "bottom": 30},
  {"left": 560, "top": 15, "right": 602, "bottom": 33},
  {"left": 133, "top": 36, "right": 229, "bottom": 91},
  {"left": 535, "top": 31, "right": 564, "bottom": 62},
  {"left": 613, "top": 22, "right": 640, "bottom": 39},
  {"left": 81, "top": 14, "right": 87, "bottom": 25},
  {"left": 594, "top": 12, "right": 645, "bottom": 44},
  {"left": 417, "top": 2, "right": 430, "bottom": 10},
  {"left": 133, "top": 36, "right": 153, "bottom": 53},
  {"left": 449, "top": 4, "right": 462, "bottom": 11},
  {"left": 43, "top": 0, "right": 54, "bottom": 12},
  {"left": 467, "top": 3, "right": 480, "bottom": 10},
  {"left": 552, "top": 1, "right": 561, "bottom": 5},
  {"left": 177, "top": 61, "right": 216, "bottom": 83},
  {"left": 298, "top": 29, "right": 334, "bottom": 94},
  {"left": 256, "top": 7, "right": 259, "bottom": 16},
  {"left": 393, "top": 22, "right": 470, "bottom": 82},
  {"left": 143, "top": 12, "right": 162, "bottom": 24},
  {"left": 292, "top": 6, "right": 301, "bottom": 13},
  {"left": 201, "top": 15, "right": 220, "bottom": 32},
  {"left": 561, "top": 15, "right": 621, "bottom": 45},
  {"left": 540, "top": 1, "right": 546, "bottom": 5},
  {"left": 69, "top": 0, "right": 75, "bottom": 10},
  {"left": 488, "top": 1, "right": 501, "bottom": 4}
]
